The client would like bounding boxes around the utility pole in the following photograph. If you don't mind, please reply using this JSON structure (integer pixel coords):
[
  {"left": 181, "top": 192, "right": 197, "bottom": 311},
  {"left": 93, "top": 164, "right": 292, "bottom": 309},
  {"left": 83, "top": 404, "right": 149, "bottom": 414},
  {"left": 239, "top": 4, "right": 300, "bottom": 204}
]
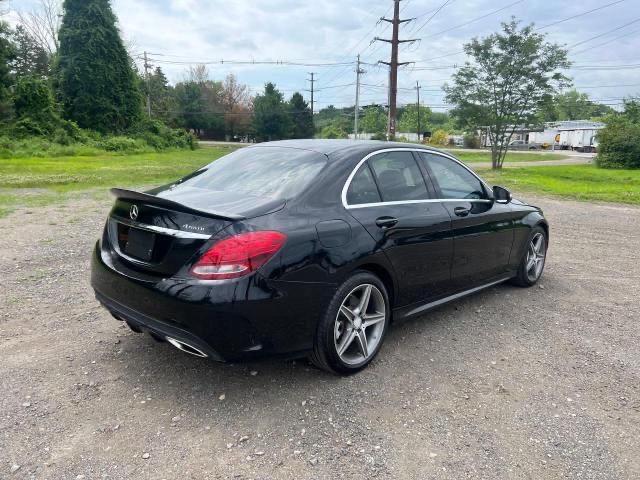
[
  {"left": 415, "top": 80, "right": 421, "bottom": 142},
  {"left": 308, "top": 72, "right": 316, "bottom": 116},
  {"left": 354, "top": 55, "right": 365, "bottom": 140},
  {"left": 375, "top": 0, "right": 416, "bottom": 139},
  {"left": 143, "top": 51, "right": 152, "bottom": 118}
]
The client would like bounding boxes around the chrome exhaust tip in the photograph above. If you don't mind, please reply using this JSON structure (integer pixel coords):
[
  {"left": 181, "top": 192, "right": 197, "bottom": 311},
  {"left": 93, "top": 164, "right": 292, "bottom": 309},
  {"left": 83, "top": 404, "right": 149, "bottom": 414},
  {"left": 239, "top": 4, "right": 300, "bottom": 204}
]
[{"left": 165, "top": 336, "right": 208, "bottom": 358}]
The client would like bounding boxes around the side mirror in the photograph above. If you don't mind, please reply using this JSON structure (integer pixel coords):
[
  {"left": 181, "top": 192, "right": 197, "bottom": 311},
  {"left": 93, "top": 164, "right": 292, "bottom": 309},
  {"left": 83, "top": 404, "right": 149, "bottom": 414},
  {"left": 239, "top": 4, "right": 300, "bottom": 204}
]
[{"left": 492, "top": 185, "right": 512, "bottom": 204}]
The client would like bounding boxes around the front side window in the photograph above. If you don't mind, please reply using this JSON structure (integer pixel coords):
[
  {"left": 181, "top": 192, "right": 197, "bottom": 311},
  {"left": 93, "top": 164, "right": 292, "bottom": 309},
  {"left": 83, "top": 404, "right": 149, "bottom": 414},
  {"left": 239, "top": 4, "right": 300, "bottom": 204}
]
[
  {"left": 418, "top": 153, "right": 486, "bottom": 200},
  {"left": 368, "top": 152, "right": 429, "bottom": 202},
  {"left": 346, "top": 164, "right": 381, "bottom": 205}
]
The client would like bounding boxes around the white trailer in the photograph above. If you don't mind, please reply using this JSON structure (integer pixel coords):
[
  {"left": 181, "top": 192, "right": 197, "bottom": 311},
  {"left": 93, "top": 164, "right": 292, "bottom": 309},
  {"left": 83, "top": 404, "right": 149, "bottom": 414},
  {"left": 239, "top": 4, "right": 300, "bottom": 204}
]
[{"left": 557, "top": 121, "right": 604, "bottom": 153}]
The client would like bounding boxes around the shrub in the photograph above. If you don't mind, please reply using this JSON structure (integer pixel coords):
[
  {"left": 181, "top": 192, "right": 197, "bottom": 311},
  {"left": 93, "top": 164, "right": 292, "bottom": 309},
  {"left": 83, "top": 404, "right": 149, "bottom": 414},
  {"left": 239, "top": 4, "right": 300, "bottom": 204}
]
[
  {"left": 12, "top": 117, "right": 50, "bottom": 137},
  {"left": 320, "top": 124, "right": 347, "bottom": 139},
  {"left": 128, "top": 118, "right": 197, "bottom": 150},
  {"left": 596, "top": 118, "right": 640, "bottom": 169},
  {"left": 98, "top": 136, "right": 148, "bottom": 153},
  {"left": 430, "top": 129, "right": 449, "bottom": 146},
  {"left": 370, "top": 132, "right": 387, "bottom": 141}
]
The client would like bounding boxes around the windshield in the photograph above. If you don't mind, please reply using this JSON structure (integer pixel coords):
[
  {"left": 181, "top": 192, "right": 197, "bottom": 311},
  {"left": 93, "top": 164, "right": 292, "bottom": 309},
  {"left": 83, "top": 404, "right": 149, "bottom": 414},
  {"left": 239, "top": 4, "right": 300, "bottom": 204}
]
[{"left": 177, "top": 147, "right": 327, "bottom": 200}]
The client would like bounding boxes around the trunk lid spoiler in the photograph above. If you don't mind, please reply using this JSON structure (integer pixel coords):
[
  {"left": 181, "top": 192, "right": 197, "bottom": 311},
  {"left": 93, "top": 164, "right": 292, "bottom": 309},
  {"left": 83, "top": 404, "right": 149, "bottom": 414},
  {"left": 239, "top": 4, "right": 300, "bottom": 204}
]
[{"left": 110, "top": 188, "right": 246, "bottom": 221}]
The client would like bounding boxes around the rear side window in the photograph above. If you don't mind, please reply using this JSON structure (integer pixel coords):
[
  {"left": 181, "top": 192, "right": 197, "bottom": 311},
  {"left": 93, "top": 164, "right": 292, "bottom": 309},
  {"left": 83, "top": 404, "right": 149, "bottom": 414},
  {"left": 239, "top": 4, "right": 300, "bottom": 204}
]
[
  {"left": 418, "top": 153, "right": 486, "bottom": 200},
  {"left": 368, "top": 152, "right": 429, "bottom": 202},
  {"left": 346, "top": 164, "right": 381, "bottom": 205}
]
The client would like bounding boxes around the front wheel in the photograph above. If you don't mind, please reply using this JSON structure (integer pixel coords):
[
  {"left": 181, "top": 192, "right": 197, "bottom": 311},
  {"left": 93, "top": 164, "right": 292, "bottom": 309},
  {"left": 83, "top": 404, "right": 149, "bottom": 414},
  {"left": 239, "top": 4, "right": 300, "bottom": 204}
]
[
  {"left": 511, "top": 226, "right": 547, "bottom": 287},
  {"left": 310, "top": 272, "right": 390, "bottom": 374}
]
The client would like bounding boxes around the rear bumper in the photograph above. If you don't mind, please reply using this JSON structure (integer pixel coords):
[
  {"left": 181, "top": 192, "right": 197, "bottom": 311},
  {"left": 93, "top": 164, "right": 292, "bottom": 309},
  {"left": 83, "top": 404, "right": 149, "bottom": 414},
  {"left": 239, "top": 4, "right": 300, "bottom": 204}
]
[
  {"left": 91, "top": 242, "right": 336, "bottom": 362},
  {"left": 95, "top": 290, "right": 225, "bottom": 361}
]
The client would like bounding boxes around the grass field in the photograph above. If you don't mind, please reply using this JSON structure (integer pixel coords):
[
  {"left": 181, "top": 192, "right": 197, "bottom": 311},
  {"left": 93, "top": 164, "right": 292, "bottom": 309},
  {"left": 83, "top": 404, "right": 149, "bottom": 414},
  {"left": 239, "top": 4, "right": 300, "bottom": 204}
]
[
  {"left": 477, "top": 164, "right": 640, "bottom": 205},
  {"left": 446, "top": 150, "right": 563, "bottom": 163},
  {"left": 1, "top": 146, "right": 637, "bottom": 218},
  {"left": 0, "top": 147, "right": 234, "bottom": 217}
]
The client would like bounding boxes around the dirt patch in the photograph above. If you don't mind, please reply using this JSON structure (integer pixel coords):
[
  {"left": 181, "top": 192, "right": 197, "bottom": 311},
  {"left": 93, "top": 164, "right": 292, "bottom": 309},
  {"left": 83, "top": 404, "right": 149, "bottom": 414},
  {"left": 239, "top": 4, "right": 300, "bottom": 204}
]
[{"left": 1, "top": 193, "right": 639, "bottom": 479}]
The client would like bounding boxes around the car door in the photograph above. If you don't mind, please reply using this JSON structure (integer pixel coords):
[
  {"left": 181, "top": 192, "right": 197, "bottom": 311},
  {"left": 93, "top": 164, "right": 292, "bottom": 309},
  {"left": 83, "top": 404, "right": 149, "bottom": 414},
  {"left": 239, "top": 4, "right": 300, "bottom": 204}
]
[
  {"left": 344, "top": 150, "right": 454, "bottom": 306},
  {"left": 416, "top": 152, "right": 515, "bottom": 290}
]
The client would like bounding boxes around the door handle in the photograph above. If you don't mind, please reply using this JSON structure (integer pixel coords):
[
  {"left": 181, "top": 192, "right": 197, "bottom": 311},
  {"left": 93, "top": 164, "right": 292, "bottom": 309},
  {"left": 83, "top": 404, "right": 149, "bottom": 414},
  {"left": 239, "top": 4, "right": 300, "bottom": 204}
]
[
  {"left": 454, "top": 206, "right": 470, "bottom": 217},
  {"left": 375, "top": 216, "right": 398, "bottom": 229}
]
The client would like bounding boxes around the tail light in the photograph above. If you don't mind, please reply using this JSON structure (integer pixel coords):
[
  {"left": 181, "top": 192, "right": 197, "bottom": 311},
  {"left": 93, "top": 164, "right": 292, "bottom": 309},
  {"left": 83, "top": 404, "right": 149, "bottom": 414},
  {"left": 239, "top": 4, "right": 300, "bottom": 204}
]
[{"left": 190, "top": 231, "right": 287, "bottom": 280}]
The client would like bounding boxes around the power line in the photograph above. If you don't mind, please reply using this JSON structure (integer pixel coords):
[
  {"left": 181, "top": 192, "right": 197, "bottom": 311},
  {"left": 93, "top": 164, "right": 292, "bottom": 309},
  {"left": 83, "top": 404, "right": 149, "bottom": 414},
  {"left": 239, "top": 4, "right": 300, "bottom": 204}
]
[
  {"left": 576, "top": 83, "right": 640, "bottom": 89},
  {"left": 572, "top": 27, "right": 640, "bottom": 56},
  {"left": 536, "top": 0, "right": 627, "bottom": 30},
  {"left": 408, "top": 0, "right": 454, "bottom": 36},
  {"left": 319, "top": 4, "right": 394, "bottom": 89},
  {"left": 422, "top": 0, "right": 526, "bottom": 40},
  {"left": 141, "top": 56, "right": 355, "bottom": 67},
  {"left": 407, "top": 1, "right": 633, "bottom": 63},
  {"left": 568, "top": 17, "right": 640, "bottom": 50}
]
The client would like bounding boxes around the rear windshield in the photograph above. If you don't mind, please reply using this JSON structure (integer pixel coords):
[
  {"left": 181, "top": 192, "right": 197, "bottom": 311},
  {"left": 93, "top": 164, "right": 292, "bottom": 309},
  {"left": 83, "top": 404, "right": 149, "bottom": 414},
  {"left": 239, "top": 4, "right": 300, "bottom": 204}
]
[{"left": 177, "top": 147, "right": 327, "bottom": 200}]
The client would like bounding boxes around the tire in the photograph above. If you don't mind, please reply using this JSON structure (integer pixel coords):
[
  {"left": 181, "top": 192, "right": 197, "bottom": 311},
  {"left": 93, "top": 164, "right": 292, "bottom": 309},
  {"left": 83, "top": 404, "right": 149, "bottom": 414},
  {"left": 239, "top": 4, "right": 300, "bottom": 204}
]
[
  {"left": 510, "top": 226, "right": 548, "bottom": 287},
  {"left": 309, "top": 271, "right": 390, "bottom": 374}
]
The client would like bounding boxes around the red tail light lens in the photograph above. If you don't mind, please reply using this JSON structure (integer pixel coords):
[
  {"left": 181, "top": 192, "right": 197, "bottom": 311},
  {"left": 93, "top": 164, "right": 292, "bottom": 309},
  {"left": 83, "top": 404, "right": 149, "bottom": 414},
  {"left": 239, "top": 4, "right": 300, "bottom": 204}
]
[{"left": 190, "top": 231, "right": 287, "bottom": 280}]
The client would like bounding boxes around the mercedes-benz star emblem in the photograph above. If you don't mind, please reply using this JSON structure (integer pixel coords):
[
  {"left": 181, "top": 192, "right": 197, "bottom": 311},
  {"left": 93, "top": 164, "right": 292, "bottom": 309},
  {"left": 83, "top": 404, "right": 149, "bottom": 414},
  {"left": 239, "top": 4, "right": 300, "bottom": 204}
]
[{"left": 129, "top": 204, "right": 139, "bottom": 220}]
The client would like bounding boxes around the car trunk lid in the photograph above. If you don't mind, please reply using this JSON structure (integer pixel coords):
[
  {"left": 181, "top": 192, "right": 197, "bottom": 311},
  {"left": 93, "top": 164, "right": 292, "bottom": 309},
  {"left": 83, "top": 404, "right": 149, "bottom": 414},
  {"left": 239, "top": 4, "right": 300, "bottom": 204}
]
[{"left": 106, "top": 188, "right": 285, "bottom": 277}]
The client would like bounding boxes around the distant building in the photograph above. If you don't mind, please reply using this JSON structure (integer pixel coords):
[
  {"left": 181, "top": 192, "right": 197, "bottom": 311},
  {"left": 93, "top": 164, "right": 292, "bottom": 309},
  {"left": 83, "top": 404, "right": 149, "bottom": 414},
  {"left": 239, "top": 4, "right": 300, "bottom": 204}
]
[{"left": 479, "top": 120, "right": 605, "bottom": 152}]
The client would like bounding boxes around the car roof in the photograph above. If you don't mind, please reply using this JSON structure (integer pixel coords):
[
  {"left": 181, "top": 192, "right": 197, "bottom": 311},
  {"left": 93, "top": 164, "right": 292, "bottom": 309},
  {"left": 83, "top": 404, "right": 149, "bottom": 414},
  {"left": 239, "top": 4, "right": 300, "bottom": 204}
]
[{"left": 245, "top": 139, "right": 447, "bottom": 158}]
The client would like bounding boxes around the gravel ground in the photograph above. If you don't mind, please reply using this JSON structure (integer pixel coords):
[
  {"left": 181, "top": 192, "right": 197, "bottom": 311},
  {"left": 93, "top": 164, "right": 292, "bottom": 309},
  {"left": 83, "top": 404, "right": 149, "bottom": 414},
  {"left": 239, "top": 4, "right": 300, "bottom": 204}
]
[{"left": 1, "top": 191, "right": 639, "bottom": 479}]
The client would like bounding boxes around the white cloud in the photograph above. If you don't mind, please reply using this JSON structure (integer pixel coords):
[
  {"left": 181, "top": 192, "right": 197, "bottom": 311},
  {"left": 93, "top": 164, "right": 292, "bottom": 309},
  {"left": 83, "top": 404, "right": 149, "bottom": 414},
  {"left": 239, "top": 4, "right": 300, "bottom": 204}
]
[{"left": 7, "top": 0, "right": 640, "bottom": 107}]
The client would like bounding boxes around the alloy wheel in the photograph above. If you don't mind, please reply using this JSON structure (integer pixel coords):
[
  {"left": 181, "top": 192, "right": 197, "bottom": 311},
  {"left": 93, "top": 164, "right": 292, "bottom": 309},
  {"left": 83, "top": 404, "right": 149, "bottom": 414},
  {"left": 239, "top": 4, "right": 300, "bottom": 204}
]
[
  {"left": 334, "top": 284, "right": 386, "bottom": 365},
  {"left": 525, "top": 232, "right": 546, "bottom": 282}
]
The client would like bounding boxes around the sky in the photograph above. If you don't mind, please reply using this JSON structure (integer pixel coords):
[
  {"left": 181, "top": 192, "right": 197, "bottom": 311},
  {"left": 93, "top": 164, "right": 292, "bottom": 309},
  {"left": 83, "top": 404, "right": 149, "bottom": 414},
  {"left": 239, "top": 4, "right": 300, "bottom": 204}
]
[{"left": 6, "top": 0, "right": 640, "bottom": 111}]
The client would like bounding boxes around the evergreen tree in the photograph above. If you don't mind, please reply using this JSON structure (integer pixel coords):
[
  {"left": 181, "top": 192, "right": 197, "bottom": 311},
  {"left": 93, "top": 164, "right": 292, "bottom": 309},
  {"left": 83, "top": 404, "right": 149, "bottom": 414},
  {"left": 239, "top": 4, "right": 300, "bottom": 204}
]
[
  {"left": 57, "top": 0, "right": 141, "bottom": 132},
  {"left": 148, "top": 67, "right": 175, "bottom": 124},
  {"left": 252, "top": 83, "right": 291, "bottom": 141},
  {"left": 288, "top": 92, "right": 314, "bottom": 139},
  {"left": 0, "top": 20, "right": 15, "bottom": 121},
  {"left": 12, "top": 25, "right": 50, "bottom": 78}
]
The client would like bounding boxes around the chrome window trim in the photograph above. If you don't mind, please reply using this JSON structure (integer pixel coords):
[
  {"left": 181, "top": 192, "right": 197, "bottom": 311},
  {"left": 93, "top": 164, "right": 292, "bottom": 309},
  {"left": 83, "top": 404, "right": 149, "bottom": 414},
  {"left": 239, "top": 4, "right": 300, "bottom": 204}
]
[
  {"left": 341, "top": 147, "right": 493, "bottom": 209},
  {"left": 113, "top": 216, "right": 212, "bottom": 240}
]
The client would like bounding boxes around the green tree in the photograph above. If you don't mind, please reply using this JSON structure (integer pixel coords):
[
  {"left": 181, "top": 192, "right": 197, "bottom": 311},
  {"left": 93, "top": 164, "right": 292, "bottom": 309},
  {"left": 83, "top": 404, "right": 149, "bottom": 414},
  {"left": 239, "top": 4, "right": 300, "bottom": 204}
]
[
  {"left": 57, "top": 0, "right": 141, "bottom": 132},
  {"left": 288, "top": 92, "right": 314, "bottom": 139},
  {"left": 596, "top": 98, "right": 640, "bottom": 169},
  {"left": 173, "top": 79, "right": 225, "bottom": 138},
  {"left": 13, "top": 76, "right": 56, "bottom": 120},
  {"left": 444, "top": 19, "right": 570, "bottom": 168},
  {"left": 0, "top": 20, "right": 15, "bottom": 121},
  {"left": 12, "top": 25, "right": 50, "bottom": 78},
  {"left": 539, "top": 89, "right": 614, "bottom": 122},
  {"left": 252, "top": 82, "right": 291, "bottom": 141},
  {"left": 147, "top": 67, "right": 176, "bottom": 124},
  {"left": 360, "top": 105, "right": 387, "bottom": 135},
  {"left": 397, "top": 104, "right": 432, "bottom": 134}
]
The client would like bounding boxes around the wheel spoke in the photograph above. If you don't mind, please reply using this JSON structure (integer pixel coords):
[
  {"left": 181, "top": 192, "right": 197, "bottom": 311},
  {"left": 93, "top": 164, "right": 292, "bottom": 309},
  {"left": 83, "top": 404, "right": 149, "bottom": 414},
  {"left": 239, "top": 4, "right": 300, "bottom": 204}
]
[
  {"left": 355, "top": 329, "right": 368, "bottom": 358},
  {"left": 357, "top": 285, "right": 372, "bottom": 315},
  {"left": 337, "top": 329, "right": 356, "bottom": 356},
  {"left": 362, "top": 312, "right": 385, "bottom": 329},
  {"left": 340, "top": 305, "right": 355, "bottom": 323},
  {"left": 526, "top": 252, "right": 536, "bottom": 271}
]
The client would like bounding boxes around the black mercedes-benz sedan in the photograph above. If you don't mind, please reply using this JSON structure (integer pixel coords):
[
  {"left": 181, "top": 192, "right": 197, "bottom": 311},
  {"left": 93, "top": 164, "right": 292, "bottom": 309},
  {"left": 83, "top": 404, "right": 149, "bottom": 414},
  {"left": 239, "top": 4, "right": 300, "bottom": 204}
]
[{"left": 91, "top": 140, "right": 548, "bottom": 374}]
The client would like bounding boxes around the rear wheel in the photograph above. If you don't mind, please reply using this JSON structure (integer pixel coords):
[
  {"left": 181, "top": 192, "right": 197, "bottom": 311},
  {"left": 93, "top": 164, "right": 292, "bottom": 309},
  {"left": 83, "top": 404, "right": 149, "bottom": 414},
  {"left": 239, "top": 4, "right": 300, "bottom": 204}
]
[
  {"left": 310, "top": 272, "right": 390, "bottom": 374},
  {"left": 511, "top": 226, "right": 547, "bottom": 287}
]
